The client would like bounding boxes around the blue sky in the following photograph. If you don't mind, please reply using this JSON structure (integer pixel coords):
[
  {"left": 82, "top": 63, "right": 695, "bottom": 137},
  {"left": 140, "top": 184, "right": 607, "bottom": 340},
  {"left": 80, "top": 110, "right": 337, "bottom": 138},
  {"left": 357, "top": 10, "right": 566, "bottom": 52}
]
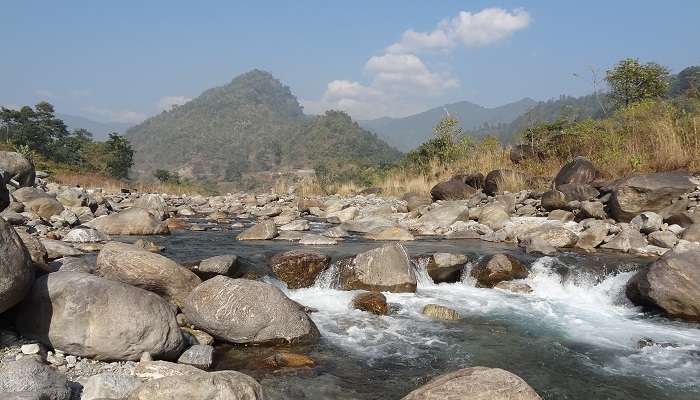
[{"left": 1, "top": 1, "right": 699, "bottom": 123}]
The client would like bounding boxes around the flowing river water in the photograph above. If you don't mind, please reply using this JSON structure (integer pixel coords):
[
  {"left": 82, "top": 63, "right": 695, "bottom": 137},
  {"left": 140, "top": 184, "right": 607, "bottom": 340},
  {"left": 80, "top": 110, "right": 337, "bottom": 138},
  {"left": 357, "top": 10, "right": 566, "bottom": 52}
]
[{"left": 120, "top": 220, "right": 700, "bottom": 400}]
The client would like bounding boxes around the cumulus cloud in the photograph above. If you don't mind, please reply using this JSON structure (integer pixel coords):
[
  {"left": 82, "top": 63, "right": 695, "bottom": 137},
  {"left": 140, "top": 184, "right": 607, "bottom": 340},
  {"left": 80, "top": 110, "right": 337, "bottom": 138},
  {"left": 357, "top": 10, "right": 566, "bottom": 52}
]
[
  {"left": 387, "top": 8, "right": 531, "bottom": 54},
  {"left": 157, "top": 95, "right": 192, "bottom": 112},
  {"left": 82, "top": 105, "right": 147, "bottom": 124},
  {"left": 306, "top": 8, "right": 530, "bottom": 119}
]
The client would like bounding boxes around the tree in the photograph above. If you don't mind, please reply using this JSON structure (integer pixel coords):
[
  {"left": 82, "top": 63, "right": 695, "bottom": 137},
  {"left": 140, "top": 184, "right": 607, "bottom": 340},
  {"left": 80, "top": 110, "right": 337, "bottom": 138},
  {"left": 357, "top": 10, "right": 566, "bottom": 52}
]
[
  {"left": 606, "top": 58, "right": 670, "bottom": 106},
  {"left": 670, "top": 66, "right": 700, "bottom": 99},
  {"left": 104, "top": 133, "right": 134, "bottom": 179}
]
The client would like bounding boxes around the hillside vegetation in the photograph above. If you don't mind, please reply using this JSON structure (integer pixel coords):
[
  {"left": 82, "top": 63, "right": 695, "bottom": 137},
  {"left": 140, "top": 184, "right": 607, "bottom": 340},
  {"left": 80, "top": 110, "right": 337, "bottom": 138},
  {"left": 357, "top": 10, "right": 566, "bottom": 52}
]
[{"left": 125, "top": 70, "right": 401, "bottom": 189}]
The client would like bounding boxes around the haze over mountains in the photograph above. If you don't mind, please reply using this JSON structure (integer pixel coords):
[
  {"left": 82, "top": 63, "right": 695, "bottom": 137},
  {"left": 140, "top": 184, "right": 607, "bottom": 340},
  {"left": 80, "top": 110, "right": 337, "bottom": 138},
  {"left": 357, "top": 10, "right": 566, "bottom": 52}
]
[
  {"left": 57, "top": 113, "right": 132, "bottom": 140},
  {"left": 359, "top": 98, "right": 537, "bottom": 151},
  {"left": 124, "top": 70, "right": 400, "bottom": 185}
]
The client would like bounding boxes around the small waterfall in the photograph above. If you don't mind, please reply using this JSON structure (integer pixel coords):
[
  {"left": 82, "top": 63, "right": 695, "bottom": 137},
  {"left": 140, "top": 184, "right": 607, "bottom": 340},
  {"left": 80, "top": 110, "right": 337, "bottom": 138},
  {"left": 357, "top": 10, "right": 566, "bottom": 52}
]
[
  {"left": 314, "top": 260, "right": 342, "bottom": 289},
  {"left": 411, "top": 256, "right": 435, "bottom": 289}
]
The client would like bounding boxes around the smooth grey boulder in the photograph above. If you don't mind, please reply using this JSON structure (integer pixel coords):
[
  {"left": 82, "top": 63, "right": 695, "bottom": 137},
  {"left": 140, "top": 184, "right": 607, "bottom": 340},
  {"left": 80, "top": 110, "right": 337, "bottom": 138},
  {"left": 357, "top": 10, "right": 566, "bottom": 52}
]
[
  {"left": 15, "top": 229, "right": 49, "bottom": 269},
  {"left": 556, "top": 183, "right": 600, "bottom": 201},
  {"left": 417, "top": 205, "right": 469, "bottom": 230},
  {"left": 96, "top": 241, "right": 201, "bottom": 308},
  {"left": 540, "top": 190, "right": 567, "bottom": 211},
  {"left": 0, "top": 357, "right": 71, "bottom": 400},
  {"left": 12, "top": 187, "right": 64, "bottom": 219},
  {"left": 1, "top": 209, "right": 26, "bottom": 225},
  {"left": 337, "top": 243, "right": 417, "bottom": 293},
  {"left": 626, "top": 246, "right": 700, "bottom": 321},
  {"left": 601, "top": 225, "right": 647, "bottom": 253},
  {"left": 522, "top": 225, "right": 578, "bottom": 248},
  {"left": 575, "top": 223, "right": 609, "bottom": 251},
  {"left": 177, "top": 344, "right": 214, "bottom": 370},
  {"left": 134, "top": 194, "right": 169, "bottom": 221},
  {"left": 554, "top": 157, "right": 598, "bottom": 187},
  {"left": 648, "top": 231, "right": 679, "bottom": 248},
  {"left": 340, "top": 215, "right": 394, "bottom": 233},
  {"left": 183, "top": 276, "right": 319, "bottom": 345},
  {"left": 365, "top": 226, "right": 415, "bottom": 241},
  {"left": 62, "top": 227, "right": 110, "bottom": 243},
  {"left": 0, "top": 151, "right": 36, "bottom": 187},
  {"left": 401, "top": 366, "right": 542, "bottom": 400},
  {"left": 608, "top": 172, "right": 698, "bottom": 222},
  {"left": 39, "top": 239, "right": 83, "bottom": 260},
  {"left": 478, "top": 205, "right": 510, "bottom": 231},
  {"left": 15, "top": 272, "right": 186, "bottom": 361},
  {"left": 50, "top": 256, "right": 96, "bottom": 274},
  {"left": 80, "top": 373, "right": 143, "bottom": 400},
  {"left": 630, "top": 211, "right": 663, "bottom": 234},
  {"left": 55, "top": 187, "right": 88, "bottom": 208},
  {"left": 0, "top": 218, "right": 34, "bottom": 313},
  {"left": 197, "top": 254, "right": 238, "bottom": 279},
  {"left": 236, "top": 220, "right": 277, "bottom": 240},
  {"left": 87, "top": 207, "right": 170, "bottom": 235},
  {"left": 127, "top": 370, "right": 263, "bottom": 400}
]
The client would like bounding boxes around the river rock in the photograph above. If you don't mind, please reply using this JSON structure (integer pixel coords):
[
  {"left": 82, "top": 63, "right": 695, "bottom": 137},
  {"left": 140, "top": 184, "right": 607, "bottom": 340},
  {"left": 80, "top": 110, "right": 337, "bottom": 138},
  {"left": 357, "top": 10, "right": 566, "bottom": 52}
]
[
  {"left": 471, "top": 254, "right": 528, "bottom": 288},
  {"left": 523, "top": 225, "right": 578, "bottom": 248},
  {"left": 337, "top": 243, "right": 417, "bottom": 293},
  {"left": 327, "top": 206, "right": 359, "bottom": 223},
  {"left": 1, "top": 209, "right": 26, "bottom": 225},
  {"left": 648, "top": 231, "right": 679, "bottom": 248},
  {"left": 40, "top": 239, "right": 83, "bottom": 259},
  {"left": 626, "top": 246, "right": 700, "bottom": 321},
  {"left": 341, "top": 215, "right": 394, "bottom": 233},
  {"left": 541, "top": 190, "right": 567, "bottom": 211},
  {"left": 134, "top": 360, "right": 202, "bottom": 380},
  {"left": 14, "top": 228, "right": 48, "bottom": 270},
  {"left": 134, "top": 194, "right": 169, "bottom": 220},
  {"left": 87, "top": 207, "right": 170, "bottom": 235},
  {"left": 608, "top": 172, "right": 698, "bottom": 222},
  {"left": 601, "top": 225, "right": 647, "bottom": 253},
  {"left": 478, "top": 205, "right": 510, "bottom": 231},
  {"left": 554, "top": 156, "right": 597, "bottom": 187},
  {"left": 237, "top": 220, "right": 277, "bottom": 240},
  {"left": 430, "top": 175, "right": 478, "bottom": 201},
  {"left": 12, "top": 187, "right": 64, "bottom": 219},
  {"left": 81, "top": 373, "right": 143, "bottom": 400},
  {"left": 682, "top": 224, "right": 700, "bottom": 243},
  {"left": 183, "top": 276, "right": 319, "bottom": 344},
  {"left": 422, "top": 304, "right": 461, "bottom": 320},
  {"left": 56, "top": 187, "right": 88, "bottom": 208},
  {"left": 575, "top": 223, "right": 609, "bottom": 251},
  {"left": 0, "top": 151, "right": 36, "bottom": 187},
  {"left": 197, "top": 255, "right": 238, "bottom": 279},
  {"left": 0, "top": 357, "right": 71, "bottom": 400},
  {"left": 401, "top": 366, "right": 542, "bottom": 400},
  {"left": 630, "top": 211, "right": 663, "bottom": 233},
  {"left": 494, "top": 281, "right": 534, "bottom": 294},
  {"left": 270, "top": 250, "right": 330, "bottom": 289},
  {"left": 580, "top": 201, "right": 607, "bottom": 219},
  {"left": 484, "top": 170, "right": 525, "bottom": 196},
  {"left": 403, "top": 192, "right": 432, "bottom": 212},
  {"left": 299, "top": 233, "right": 337, "bottom": 245},
  {"left": 556, "top": 183, "right": 600, "bottom": 201},
  {"left": 322, "top": 226, "right": 350, "bottom": 238},
  {"left": 424, "top": 253, "right": 468, "bottom": 283},
  {"left": 127, "top": 370, "right": 263, "bottom": 400},
  {"left": 178, "top": 345, "right": 214, "bottom": 370},
  {"left": 96, "top": 241, "right": 201, "bottom": 307},
  {"left": 365, "top": 225, "right": 415, "bottom": 241},
  {"left": 15, "top": 272, "right": 185, "bottom": 360},
  {"left": 547, "top": 209, "right": 574, "bottom": 222},
  {"left": 352, "top": 291, "right": 389, "bottom": 315},
  {"left": 418, "top": 205, "right": 469, "bottom": 230},
  {"left": 521, "top": 237, "right": 557, "bottom": 256},
  {"left": 279, "top": 219, "right": 310, "bottom": 231},
  {"left": 62, "top": 227, "right": 110, "bottom": 243}
]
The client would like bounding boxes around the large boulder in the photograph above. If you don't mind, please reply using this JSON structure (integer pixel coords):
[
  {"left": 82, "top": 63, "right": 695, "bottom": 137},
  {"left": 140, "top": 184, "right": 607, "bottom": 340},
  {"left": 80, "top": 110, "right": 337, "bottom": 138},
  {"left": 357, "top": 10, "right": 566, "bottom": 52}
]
[
  {"left": 270, "top": 250, "right": 330, "bottom": 289},
  {"left": 423, "top": 253, "right": 468, "bottom": 283},
  {"left": 15, "top": 272, "right": 186, "bottom": 360},
  {"left": 56, "top": 187, "right": 88, "bottom": 208},
  {"left": 81, "top": 373, "right": 143, "bottom": 400},
  {"left": 87, "top": 207, "right": 170, "bottom": 235},
  {"left": 417, "top": 205, "right": 469, "bottom": 230},
  {"left": 401, "top": 367, "right": 542, "bottom": 400},
  {"left": 478, "top": 205, "right": 510, "bottom": 231},
  {"left": 96, "top": 241, "right": 201, "bottom": 307},
  {"left": 626, "top": 246, "right": 700, "bottom": 321},
  {"left": 0, "top": 357, "right": 71, "bottom": 400},
  {"left": 127, "top": 370, "right": 263, "bottom": 400},
  {"left": 553, "top": 156, "right": 597, "bottom": 188},
  {"left": 483, "top": 170, "right": 526, "bottom": 196},
  {"left": 134, "top": 194, "right": 169, "bottom": 221},
  {"left": 607, "top": 172, "right": 698, "bottom": 222},
  {"left": 430, "top": 174, "right": 481, "bottom": 201},
  {"left": 556, "top": 183, "right": 600, "bottom": 202},
  {"left": 522, "top": 225, "right": 578, "bottom": 248},
  {"left": 352, "top": 291, "right": 389, "bottom": 315},
  {"left": 403, "top": 192, "right": 432, "bottom": 212},
  {"left": 471, "top": 254, "right": 528, "bottom": 288},
  {"left": 183, "top": 276, "right": 319, "bottom": 344},
  {"left": 12, "top": 187, "right": 64, "bottom": 219},
  {"left": 0, "top": 151, "right": 35, "bottom": 187},
  {"left": 540, "top": 190, "right": 567, "bottom": 211},
  {"left": 0, "top": 218, "right": 34, "bottom": 313},
  {"left": 236, "top": 220, "right": 277, "bottom": 240},
  {"left": 337, "top": 243, "right": 417, "bottom": 293}
]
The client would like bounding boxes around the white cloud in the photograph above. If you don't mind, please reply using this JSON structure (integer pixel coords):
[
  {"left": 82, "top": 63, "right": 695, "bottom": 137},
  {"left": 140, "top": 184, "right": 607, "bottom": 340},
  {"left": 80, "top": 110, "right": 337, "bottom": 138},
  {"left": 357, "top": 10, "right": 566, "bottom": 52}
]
[
  {"left": 157, "top": 95, "right": 192, "bottom": 112},
  {"left": 82, "top": 106, "right": 147, "bottom": 124},
  {"left": 307, "top": 8, "right": 530, "bottom": 120},
  {"left": 387, "top": 8, "right": 531, "bottom": 54}
]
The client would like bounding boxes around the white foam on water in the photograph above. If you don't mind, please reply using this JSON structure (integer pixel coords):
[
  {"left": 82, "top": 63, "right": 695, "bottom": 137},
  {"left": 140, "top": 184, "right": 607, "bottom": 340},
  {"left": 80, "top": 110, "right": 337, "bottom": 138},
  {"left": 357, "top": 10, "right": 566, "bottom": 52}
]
[{"left": 275, "top": 255, "right": 700, "bottom": 386}]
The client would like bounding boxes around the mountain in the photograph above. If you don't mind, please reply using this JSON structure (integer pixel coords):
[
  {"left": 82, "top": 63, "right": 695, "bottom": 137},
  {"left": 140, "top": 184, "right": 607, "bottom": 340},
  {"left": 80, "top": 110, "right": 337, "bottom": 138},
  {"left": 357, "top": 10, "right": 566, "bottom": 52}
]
[
  {"left": 124, "top": 70, "right": 400, "bottom": 184},
  {"left": 57, "top": 114, "right": 132, "bottom": 140},
  {"left": 359, "top": 98, "right": 537, "bottom": 151}
]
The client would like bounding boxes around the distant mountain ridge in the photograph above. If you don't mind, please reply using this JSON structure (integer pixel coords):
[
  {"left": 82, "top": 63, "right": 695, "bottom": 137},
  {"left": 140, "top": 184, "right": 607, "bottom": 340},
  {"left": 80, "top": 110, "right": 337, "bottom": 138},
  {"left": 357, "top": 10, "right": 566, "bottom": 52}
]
[
  {"left": 57, "top": 113, "right": 132, "bottom": 140},
  {"left": 124, "top": 70, "right": 400, "bottom": 185},
  {"left": 359, "top": 98, "right": 537, "bottom": 151}
]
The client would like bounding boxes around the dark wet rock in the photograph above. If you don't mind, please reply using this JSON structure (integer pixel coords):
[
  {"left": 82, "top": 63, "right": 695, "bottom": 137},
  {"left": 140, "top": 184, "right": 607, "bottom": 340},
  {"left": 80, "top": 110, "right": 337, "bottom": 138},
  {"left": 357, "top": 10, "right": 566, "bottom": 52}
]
[
  {"left": 87, "top": 207, "right": 170, "bottom": 235},
  {"left": 423, "top": 253, "right": 468, "bottom": 283},
  {"left": 236, "top": 220, "right": 277, "bottom": 240},
  {"left": 0, "top": 218, "right": 34, "bottom": 313},
  {"left": 626, "top": 246, "right": 700, "bottom": 321},
  {"left": 262, "top": 351, "right": 315, "bottom": 369},
  {"left": 96, "top": 241, "right": 201, "bottom": 308},
  {"left": 471, "top": 254, "right": 528, "bottom": 288},
  {"left": 16, "top": 272, "right": 185, "bottom": 361},
  {"left": 541, "top": 190, "right": 568, "bottom": 211},
  {"left": 422, "top": 304, "right": 461, "bottom": 320},
  {"left": 0, "top": 357, "right": 71, "bottom": 400},
  {"left": 607, "top": 172, "right": 698, "bottom": 222},
  {"left": 430, "top": 175, "right": 480, "bottom": 201},
  {"left": 352, "top": 291, "right": 389, "bottom": 315},
  {"left": 401, "top": 366, "right": 542, "bottom": 400},
  {"left": 483, "top": 170, "right": 525, "bottom": 196},
  {"left": 337, "top": 243, "right": 417, "bottom": 293},
  {"left": 270, "top": 250, "right": 330, "bottom": 289},
  {"left": 183, "top": 276, "right": 319, "bottom": 344},
  {"left": 554, "top": 157, "right": 598, "bottom": 188},
  {"left": 127, "top": 370, "right": 263, "bottom": 400},
  {"left": 557, "top": 183, "right": 600, "bottom": 201}
]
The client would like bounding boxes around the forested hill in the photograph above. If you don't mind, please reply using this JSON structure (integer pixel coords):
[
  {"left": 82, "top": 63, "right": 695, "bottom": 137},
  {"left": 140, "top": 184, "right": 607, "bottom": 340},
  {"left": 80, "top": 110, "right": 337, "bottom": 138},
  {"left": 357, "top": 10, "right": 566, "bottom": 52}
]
[
  {"left": 359, "top": 98, "right": 537, "bottom": 151},
  {"left": 124, "top": 70, "right": 400, "bottom": 184}
]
